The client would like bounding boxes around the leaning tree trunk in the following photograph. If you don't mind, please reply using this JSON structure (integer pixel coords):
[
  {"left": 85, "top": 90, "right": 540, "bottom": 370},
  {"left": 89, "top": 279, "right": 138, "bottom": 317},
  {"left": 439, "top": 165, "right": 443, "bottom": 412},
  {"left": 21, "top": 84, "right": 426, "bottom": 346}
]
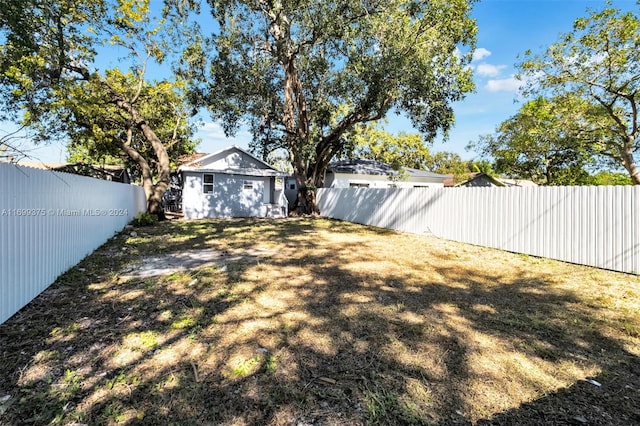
[
  {"left": 138, "top": 120, "right": 170, "bottom": 220},
  {"left": 118, "top": 129, "right": 167, "bottom": 220},
  {"left": 116, "top": 99, "right": 172, "bottom": 219}
]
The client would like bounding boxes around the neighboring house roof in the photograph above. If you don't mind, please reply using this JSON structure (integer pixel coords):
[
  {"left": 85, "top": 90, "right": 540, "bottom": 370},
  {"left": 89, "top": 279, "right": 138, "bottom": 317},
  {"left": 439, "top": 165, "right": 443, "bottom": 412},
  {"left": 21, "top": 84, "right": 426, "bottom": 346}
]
[
  {"left": 498, "top": 177, "right": 538, "bottom": 187},
  {"left": 456, "top": 172, "right": 505, "bottom": 187},
  {"left": 177, "top": 152, "right": 208, "bottom": 166},
  {"left": 328, "top": 159, "right": 448, "bottom": 180},
  {"left": 179, "top": 145, "right": 288, "bottom": 177},
  {"left": 17, "top": 161, "right": 131, "bottom": 183},
  {"left": 18, "top": 161, "right": 68, "bottom": 170},
  {"left": 403, "top": 167, "right": 450, "bottom": 180},
  {"left": 329, "top": 159, "right": 395, "bottom": 175},
  {"left": 456, "top": 172, "right": 538, "bottom": 187},
  {"left": 442, "top": 174, "right": 456, "bottom": 187}
]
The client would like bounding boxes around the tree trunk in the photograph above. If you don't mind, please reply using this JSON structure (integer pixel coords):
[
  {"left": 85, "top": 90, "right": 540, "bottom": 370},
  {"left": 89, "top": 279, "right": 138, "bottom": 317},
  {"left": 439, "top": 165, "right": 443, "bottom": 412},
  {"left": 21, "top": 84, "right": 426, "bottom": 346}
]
[
  {"left": 268, "top": 7, "right": 318, "bottom": 215},
  {"left": 115, "top": 99, "right": 172, "bottom": 219},
  {"left": 138, "top": 120, "right": 169, "bottom": 220},
  {"left": 622, "top": 143, "right": 640, "bottom": 185},
  {"left": 118, "top": 129, "right": 166, "bottom": 220},
  {"left": 294, "top": 185, "right": 319, "bottom": 215},
  {"left": 289, "top": 149, "right": 316, "bottom": 215}
]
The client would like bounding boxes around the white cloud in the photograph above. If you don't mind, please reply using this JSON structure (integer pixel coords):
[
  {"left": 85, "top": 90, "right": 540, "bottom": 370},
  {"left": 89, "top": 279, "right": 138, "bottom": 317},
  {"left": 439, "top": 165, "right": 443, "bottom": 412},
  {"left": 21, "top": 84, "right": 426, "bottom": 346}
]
[
  {"left": 197, "top": 122, "right": 228, "bottom": 140},
  {"left": 472, "top": 48, "right": 491, "bottom": 62},
  {"left": 485, "top": 76, "right": 522, "bottom": 93},
  {"left": 476, "top": 63, "right": 507, "bottom": 77},
  {"left": 195, "top": 121, "right": 252, "bottom": 153}
]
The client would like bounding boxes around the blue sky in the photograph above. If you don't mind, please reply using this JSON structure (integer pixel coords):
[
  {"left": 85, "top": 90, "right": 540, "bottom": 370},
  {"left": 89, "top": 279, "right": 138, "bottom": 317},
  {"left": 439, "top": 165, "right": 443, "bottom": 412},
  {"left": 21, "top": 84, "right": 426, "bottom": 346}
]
[
  {"left": 195, "top": 0, "right": 638, "bottom": 162},
  {"left": 423, "top": 0, "right": 639, "bottom": 161},
  {"left": 6, "top": 0, "right": 638, "bottom": 164}
]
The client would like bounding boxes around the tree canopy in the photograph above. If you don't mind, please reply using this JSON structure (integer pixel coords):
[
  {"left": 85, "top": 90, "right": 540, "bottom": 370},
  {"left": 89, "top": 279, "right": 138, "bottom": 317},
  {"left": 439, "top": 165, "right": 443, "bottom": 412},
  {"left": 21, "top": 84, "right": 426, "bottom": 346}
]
[
  {"left": 469, "top": 97, "right": 595, "bottom": 185},
  {"left": 63, "top": 70, "right": 197, "bottom": 187},
  {"left": 518, "top": 4, "right": 640, "bottom": 184},
  {"left": 185, "top": 0, "right": 477, "bottom": 213},
  {"left": 0, "top": 0, "right": 198, "bottom": 217}
]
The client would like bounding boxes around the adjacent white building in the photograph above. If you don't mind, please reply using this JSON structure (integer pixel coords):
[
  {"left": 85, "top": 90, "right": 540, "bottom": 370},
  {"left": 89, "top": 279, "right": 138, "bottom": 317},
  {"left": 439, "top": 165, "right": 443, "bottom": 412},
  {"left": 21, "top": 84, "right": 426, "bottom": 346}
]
[{"left": 324, "top": 159, "right": 449, "bottom": 188}]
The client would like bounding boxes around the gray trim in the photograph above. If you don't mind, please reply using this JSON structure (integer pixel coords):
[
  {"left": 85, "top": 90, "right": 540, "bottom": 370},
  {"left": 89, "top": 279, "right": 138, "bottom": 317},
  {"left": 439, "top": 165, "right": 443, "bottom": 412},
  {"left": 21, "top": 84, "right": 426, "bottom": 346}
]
[{"left": 179, "top": 167, "right": 288, "bottom": 177}]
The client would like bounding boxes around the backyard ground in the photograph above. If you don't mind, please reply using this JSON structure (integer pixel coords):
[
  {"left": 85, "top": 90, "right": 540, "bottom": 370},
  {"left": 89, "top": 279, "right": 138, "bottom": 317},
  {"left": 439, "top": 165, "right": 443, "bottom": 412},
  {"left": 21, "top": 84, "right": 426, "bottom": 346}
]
[{"left": 0, "top": 217, "right": 639, "bottom": 425}]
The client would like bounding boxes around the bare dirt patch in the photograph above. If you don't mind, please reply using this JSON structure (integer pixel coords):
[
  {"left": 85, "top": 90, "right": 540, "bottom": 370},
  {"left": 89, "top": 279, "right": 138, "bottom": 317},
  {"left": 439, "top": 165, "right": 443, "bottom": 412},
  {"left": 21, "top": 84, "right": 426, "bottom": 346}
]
[
  {"left": 120, "top": 248, "right": 277, "bottom": 279},
  {"left": 1, "top": 217, "right": 639, "bottom": 425}
]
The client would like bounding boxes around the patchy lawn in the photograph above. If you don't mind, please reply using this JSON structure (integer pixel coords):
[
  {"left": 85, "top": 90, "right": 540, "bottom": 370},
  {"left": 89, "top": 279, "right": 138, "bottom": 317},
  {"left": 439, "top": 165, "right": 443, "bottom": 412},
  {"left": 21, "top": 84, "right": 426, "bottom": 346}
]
[{"left": 0, "top": 218, "right": 639, "bottom": 425}]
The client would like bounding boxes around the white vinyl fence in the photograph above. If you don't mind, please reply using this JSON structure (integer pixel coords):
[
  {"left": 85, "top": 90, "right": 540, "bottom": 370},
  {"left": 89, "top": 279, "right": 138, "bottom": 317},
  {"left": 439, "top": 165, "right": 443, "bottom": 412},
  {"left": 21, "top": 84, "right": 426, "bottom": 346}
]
[
  {"left": 317, "top": 186, "right": 640, "bottom": 275},
  {"left": 0, "top": 163, "right": 147, "bottom": 324}
]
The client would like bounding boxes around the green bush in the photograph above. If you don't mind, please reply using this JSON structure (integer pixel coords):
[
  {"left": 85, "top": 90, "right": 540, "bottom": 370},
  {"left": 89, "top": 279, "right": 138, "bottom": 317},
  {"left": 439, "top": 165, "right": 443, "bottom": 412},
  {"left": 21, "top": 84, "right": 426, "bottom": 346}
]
[{"left": 131, "top": 212, "right": 158, "bottom": 227}]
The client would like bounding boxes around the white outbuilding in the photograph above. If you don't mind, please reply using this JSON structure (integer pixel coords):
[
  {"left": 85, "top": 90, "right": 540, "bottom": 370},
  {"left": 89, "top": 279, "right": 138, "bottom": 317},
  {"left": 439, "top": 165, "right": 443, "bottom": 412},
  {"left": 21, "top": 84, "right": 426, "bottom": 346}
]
[{"left": 179, "top": 146, "right": 289, "bottom": 219}]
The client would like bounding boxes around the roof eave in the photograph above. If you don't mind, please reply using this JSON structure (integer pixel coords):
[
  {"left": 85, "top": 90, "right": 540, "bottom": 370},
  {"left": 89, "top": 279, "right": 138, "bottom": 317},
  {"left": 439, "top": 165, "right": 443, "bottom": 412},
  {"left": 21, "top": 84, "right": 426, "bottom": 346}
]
[
  {"left": 180, "top": 145, "right": 280, "bottom": 173},
  {"left": 180, "top": 167, "right": 288, "bottom": 177}
]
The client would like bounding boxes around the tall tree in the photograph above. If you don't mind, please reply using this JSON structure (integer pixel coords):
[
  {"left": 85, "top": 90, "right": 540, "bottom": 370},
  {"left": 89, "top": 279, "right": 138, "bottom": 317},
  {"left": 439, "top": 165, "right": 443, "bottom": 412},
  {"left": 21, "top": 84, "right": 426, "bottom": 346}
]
[
  {"left": 185, "top": 0, "right": 476, "bottom": 213},
  {"left": 0, "top": 0, "right": 197, "bottom": 217},
  {"left": 469, "top": 97, "right": 594, "bottom": 185},
  {"left": 423, "top": 151, "right": 474, "bottom": 183},
  {"left": 64, "top": 71, "right": 197, "bottom": 191},
  {"left": 518, "top": 4, "right": 640, "bottom": 184}
]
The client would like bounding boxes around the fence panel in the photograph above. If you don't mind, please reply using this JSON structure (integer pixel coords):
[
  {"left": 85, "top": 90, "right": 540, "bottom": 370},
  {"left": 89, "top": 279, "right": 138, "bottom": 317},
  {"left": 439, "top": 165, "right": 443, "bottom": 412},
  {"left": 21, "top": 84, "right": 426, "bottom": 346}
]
[
  {"left": 0, "top": 163, "right": 147, "bottom": 324},
  {"left": 317, "top": 186, "right": 640, "bottom": 275}
]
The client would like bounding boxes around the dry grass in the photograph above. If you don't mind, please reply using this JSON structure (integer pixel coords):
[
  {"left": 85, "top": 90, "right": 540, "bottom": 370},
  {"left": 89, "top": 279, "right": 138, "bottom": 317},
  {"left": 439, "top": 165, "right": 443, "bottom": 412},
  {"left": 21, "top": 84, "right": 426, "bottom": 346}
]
[{"left": 0, "top": 217, "right": 639, "bottom": 425}]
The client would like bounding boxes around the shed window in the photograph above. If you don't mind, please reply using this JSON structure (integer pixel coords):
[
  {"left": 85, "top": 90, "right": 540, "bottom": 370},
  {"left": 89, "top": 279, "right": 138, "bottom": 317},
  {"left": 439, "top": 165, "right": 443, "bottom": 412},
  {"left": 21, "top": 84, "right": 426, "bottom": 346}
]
[
  {"left": 243, "top": 180, "right": 254, "bottom": 190},
  {"left": 203, "top": 173, "right": 214, "bottom": 194}
]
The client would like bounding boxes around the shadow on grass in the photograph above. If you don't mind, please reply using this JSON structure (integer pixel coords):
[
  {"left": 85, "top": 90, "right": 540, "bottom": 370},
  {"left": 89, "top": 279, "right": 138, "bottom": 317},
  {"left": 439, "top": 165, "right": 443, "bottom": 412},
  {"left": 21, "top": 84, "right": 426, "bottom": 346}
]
[{"left": 0, "top": 218, "right": 638, "bottom": 425}]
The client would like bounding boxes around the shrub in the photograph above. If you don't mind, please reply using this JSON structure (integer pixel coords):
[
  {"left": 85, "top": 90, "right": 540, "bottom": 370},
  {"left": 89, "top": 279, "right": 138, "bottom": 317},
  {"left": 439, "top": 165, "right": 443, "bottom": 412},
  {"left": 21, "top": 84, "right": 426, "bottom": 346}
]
[{"left": 131, "top": 212, "right": 157, "bottom": 227}]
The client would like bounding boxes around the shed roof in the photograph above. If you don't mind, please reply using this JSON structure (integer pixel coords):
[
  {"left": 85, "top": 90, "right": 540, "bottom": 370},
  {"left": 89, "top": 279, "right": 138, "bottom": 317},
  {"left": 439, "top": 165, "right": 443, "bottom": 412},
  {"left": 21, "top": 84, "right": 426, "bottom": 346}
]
[
  {"left": 180, "top": 145, "right": 269, "bottom": 169},
  {"left": 178, "top": 145, "right": 288, "bottom": 177}
]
